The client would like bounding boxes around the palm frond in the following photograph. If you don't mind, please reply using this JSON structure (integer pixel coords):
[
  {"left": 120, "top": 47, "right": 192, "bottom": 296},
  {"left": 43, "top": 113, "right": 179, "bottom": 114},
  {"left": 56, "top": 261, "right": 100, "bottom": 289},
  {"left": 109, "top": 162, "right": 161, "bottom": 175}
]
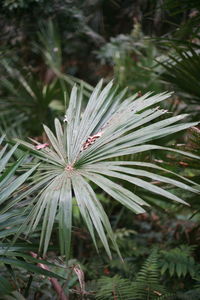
[
  {"left": 15, "top": 81, "right": 200, "bottom": 259},
  {"left": 0, "top": 61, "right": 65, "bottom": 136},
  {"left": 158, "top": 45, "right": 200, "bottom": 107},
  {"left": 0, "top": 136, "right": 37, "bottom": 204}
]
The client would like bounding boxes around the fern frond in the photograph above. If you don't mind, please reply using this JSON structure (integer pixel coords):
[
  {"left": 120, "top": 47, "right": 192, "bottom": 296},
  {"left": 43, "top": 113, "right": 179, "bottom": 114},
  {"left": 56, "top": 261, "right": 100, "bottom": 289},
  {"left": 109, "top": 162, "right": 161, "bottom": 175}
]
[
  {"left": 95, "top": 251, "right": 169, "bottom": 300},
  {"left": 154, "top": 293, "right": 176, "bottom": 300},
  {"left": 95, "top": 275, "right": 134, "bottom": 300},
  {"left": 160, "top": 245, "right": 197, "bottom": 278},
  {"left": 132, "top": 249, "right": 166, "bottom": 299}
]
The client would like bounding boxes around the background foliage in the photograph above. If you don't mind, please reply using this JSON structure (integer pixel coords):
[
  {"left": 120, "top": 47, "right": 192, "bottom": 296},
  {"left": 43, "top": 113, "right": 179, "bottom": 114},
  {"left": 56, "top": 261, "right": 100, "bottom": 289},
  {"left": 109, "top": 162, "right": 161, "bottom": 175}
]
[{"left": 0, "top": 0, "right": 200, "bottom": 299}]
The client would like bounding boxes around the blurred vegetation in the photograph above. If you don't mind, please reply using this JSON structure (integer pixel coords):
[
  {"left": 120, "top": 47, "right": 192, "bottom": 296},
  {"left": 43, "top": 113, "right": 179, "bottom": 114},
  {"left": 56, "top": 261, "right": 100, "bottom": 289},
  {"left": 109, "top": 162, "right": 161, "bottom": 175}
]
[{"left": 0, "top": 0, "right": 200, "bottom": 299}]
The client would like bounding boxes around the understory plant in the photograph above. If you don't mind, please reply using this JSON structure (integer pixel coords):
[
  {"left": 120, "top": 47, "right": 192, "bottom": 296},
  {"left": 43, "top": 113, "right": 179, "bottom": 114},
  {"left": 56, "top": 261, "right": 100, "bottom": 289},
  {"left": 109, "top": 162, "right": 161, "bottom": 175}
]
[
  {"left": 95, "top": 250, "right": 168, "bottom": 300},
  {"left": 97, "top": 22, "right": 162, "bottom": 93},
  {"left": 10, "top": 80, "right": 199, "bottom": 260},
  {"left": 0, "top": 135, "right": 36, "bottom": 202},
  {"left": 0, "top": 136, "right": 62, "bottom": 297}
]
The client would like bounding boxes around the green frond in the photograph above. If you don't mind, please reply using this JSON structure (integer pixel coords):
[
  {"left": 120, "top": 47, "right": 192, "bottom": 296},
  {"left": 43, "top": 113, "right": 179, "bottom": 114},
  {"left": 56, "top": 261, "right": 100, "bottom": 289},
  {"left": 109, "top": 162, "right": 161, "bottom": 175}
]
[
  {"left": 132, "top": 250, "right": 166, "bottom": 299},
  {"left": 14, "top": 81, "right": 199, "bottom": 259},
  {"left": 37, "top": 20, "right": 93, "bottom": 97},
  {"left": 95, "top": 250, "right": 170, "bottom": 300},
  {"left": 0, "top": 136, "right": 37, "bottom": 205},
  {"left": 160, "top": 245, "right": 197, "bottom": 278},
  {"left": 95, "top": 275, "right": 134, "bottom": 300},
  {"left": 159, "top": 45, "right": 200, "bottom": 107}
]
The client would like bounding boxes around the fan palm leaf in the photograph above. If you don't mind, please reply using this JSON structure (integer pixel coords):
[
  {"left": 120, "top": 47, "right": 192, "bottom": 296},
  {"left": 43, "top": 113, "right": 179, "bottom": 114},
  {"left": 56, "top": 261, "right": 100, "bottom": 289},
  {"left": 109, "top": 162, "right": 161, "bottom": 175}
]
[
  {"left": 15, "top": 80, "right": 200, "bottom": 259},
  {"left": 0, "top": 62, "right": 65, "bottom": 136},
  {"left": 158, "top": 46, "right": 200, "bottom": 106},
  {"left": 0, "top": 136, "right": 37, "bottom": 203}
]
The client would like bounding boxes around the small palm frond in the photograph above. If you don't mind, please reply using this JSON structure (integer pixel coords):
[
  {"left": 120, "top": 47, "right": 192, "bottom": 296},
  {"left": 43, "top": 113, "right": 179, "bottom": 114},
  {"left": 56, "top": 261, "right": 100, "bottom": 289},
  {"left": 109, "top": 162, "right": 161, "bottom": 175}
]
[
  {"left": 0, "top": 61, "right": 65, "bottom": 136},
  {"left": 0, "top": 135, "right": 37, "bottom": 204},
  {"left": 158, "top": 46, "right": 200, "bottom": 106},
  {"left": 15, "top": 80, "right": 200, "bottom": 259},
  {"left": 0, "top": 136, "right": 45, "bottom": 297}
]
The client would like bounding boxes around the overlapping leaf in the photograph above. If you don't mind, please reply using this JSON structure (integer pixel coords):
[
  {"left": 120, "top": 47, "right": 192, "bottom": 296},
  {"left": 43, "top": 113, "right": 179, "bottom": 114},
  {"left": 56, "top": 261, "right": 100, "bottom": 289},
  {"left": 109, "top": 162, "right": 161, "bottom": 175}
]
[{"left": 0, "top": 136, "right": 37, "bottom": 204}]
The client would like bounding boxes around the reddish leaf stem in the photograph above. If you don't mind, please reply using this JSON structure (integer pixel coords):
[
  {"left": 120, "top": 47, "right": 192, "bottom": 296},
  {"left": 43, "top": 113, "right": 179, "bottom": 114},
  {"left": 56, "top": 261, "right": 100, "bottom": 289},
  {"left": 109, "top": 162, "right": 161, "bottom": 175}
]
[{"left": 30, "top": 252, "right": 69, "bottom": 300}]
